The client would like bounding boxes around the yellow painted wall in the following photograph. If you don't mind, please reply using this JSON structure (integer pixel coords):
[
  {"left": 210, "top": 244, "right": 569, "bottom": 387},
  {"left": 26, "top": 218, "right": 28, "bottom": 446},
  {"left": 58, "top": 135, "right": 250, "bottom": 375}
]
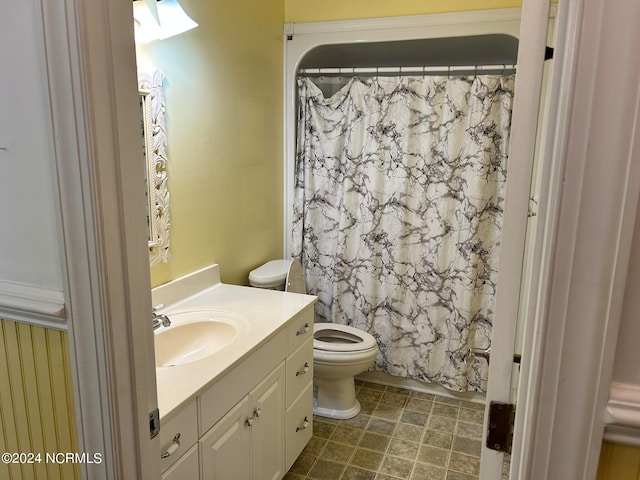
[
  {"left": 285, "top": 0, "right": 524, "bottom": 23},
  {"left": 138, "top": 0, "right": 285, "bottom": 287},
  {"left": 598, "top": 442, "right": 640, "bottom": 480},
  {"left": 0, "top": 318, "right": 79, "bottom": 480}
]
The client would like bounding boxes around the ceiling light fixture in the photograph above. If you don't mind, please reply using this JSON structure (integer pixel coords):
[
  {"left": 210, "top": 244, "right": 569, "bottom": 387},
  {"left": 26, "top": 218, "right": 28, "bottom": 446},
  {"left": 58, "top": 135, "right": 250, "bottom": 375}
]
[{"left": 133, "top": 0, "right": 198, "bottom": 43}]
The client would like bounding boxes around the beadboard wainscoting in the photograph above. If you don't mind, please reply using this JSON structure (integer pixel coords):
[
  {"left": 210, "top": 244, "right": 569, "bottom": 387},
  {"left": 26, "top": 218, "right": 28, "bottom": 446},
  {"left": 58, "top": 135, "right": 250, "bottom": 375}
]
[
  {"left": 598, "top": 442, "right": 640, "bottom": 480},
  {"left": 0, "top": 318, "right": 80, "bottom": 480}
]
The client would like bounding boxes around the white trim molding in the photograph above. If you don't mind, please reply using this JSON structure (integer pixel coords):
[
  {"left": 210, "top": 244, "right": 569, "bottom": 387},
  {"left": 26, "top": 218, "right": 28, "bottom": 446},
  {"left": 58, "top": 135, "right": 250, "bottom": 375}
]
[
  {"left": 40, "top": 0, "right": 161, "bottom": 477},
  {"left": 605, "top": 382, "right": 640, "bottom": 446},
  {"left": 525, "top": 0, "right": 640, "bottom": 477},
  {"left": 0, "top": 280, "right": 65, "bottom": 330},
  {"left": 285, "top": 7, "right": 557, "bottom": 37}
]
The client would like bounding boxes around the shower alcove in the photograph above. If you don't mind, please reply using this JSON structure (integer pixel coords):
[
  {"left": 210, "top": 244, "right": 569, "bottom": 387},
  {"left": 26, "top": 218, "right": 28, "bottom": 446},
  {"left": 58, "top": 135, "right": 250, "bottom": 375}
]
[{"left": 284, "top": 7, "right": 556, "bottom": 479}]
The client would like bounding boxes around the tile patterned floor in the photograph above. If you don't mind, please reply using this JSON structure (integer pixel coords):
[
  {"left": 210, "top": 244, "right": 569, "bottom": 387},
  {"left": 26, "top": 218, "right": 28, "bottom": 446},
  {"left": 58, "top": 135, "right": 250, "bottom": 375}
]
[{"left": 284, "top": 380, "right": 486, "bottom": 480}]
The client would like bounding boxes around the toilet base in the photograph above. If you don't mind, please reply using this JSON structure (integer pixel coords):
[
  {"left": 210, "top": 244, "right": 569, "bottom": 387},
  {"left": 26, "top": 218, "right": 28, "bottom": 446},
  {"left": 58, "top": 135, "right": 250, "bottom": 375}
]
[
  {"left": 313, "top": 376, "right": 361, "bottom": 419},
  {"left": 314, "top": 400, "right": 361, "bottom": 420}
]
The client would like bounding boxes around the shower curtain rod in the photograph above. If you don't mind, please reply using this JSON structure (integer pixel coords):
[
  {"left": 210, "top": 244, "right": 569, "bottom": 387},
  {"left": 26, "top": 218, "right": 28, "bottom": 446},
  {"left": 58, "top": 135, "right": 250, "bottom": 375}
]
[{"left": 298, "top": 64, "right": 517, "bottom": 76}]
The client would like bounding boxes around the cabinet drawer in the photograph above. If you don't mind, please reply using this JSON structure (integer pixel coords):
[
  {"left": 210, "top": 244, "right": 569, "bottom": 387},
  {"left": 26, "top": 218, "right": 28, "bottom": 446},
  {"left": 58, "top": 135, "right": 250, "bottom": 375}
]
[
  {"left": 199, "top": 329, "right": 286, "bottom": 434},
  {"left": 285, "top": 338, "right": 313, "bottom": 407},
  {"left": 159, "top": 399, "right": 198, "bottom": 473},
  {"left": 287, "top": 307, "right": 313, "bottom": 354},
  {"left": 285, "top": 383, "right": 313, "bottom": 471},
  {"left": 161, "top": 444, "right": 198, "bottom": 480}
]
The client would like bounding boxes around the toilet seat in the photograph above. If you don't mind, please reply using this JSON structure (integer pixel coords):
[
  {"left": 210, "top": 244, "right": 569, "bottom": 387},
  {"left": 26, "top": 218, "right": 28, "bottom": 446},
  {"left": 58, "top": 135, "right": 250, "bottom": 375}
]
[{"left": 313, "top": 323, "right": 377, "bottom": 353}]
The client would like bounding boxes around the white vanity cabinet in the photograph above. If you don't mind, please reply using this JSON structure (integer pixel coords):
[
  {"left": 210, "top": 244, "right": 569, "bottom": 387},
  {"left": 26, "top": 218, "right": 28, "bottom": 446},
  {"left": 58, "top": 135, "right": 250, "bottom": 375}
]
[
  {"left": 170, "top": 305, "right": 315, "bottom": 480},
  {"left": 152, "top": 265, "right": 318, "bottom": 479}
]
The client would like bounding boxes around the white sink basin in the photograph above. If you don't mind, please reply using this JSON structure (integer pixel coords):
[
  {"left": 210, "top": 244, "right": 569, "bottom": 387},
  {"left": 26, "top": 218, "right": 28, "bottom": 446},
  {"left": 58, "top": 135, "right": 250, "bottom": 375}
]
[{"left": 154, "top": 310, "right": 248, "bottom": 367}]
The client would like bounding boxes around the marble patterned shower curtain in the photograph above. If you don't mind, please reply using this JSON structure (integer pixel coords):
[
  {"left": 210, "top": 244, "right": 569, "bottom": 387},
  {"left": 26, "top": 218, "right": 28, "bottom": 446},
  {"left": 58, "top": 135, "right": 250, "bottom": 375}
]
[{"left": 292, "top": 75, "right": 514, "bottom": 392}]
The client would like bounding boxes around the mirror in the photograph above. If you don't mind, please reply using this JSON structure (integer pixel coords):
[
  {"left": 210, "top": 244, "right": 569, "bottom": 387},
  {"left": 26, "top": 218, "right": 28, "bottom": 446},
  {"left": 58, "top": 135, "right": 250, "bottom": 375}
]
[{"left": 138, "top": 67, "right": 170, "bottom": 265}]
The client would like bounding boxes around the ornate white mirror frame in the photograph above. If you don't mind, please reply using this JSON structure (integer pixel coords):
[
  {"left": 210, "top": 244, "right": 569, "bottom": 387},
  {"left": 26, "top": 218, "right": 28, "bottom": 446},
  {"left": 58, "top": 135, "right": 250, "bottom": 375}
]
[{"left": 138, "top": 67, "right": 170, "bottom": 265}]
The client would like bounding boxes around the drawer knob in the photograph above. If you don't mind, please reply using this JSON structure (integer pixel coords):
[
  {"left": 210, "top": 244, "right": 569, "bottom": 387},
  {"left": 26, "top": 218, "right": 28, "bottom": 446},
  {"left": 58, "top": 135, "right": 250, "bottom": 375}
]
[
  {"left": 296, "top": 323, "right": 310, "bottom": 336},
  {"left": 246, "top": 417, "right": 254, "bottom": 427},
  {"left": 160, "top": 433, "right": 181, "bottom": 459},
  {"left": 296, "top": 416, "right": 310, "bottom": 432},
  {"left": 254, "top": 408, "right": 262, "bottom": 418},
  {"left": 296, "top": 363, "right": 310, "bottom": 376}
]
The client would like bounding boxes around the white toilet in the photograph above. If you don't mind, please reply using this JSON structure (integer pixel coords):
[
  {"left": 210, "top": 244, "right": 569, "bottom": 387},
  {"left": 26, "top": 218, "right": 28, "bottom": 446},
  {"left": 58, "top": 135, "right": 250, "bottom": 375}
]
[{"left": 249, "top": 259, "right": 379, "bottom": 419}]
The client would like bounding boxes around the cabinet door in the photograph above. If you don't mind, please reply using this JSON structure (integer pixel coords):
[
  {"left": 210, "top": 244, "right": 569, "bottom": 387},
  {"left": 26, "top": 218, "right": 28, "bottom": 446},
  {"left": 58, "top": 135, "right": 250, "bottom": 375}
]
[
  {"left": 200, "top": 396, "right": 252, "bottom": 480},
  {"left": 162, "top": 444, "right": 198, "bottom": 480},
  {"left": 251, "top": 362, "right": 285, "bottom": 480}
]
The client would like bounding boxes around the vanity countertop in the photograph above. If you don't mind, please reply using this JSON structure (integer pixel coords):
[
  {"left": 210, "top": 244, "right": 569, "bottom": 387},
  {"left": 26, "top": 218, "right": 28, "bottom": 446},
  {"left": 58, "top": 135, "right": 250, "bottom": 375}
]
[{"left": 151, "top": 264, "right": 317, "bottom": 420}]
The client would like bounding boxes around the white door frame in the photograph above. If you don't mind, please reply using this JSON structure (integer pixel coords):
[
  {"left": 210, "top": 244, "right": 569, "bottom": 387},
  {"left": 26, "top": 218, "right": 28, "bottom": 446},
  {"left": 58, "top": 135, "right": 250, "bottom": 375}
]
[
  {"left": 482, "top": 0, "right": 552, "bottom": 477},
  {"left": 523, "top": 0, "right": 640, "bottom": 477},
  {"left": 41, "top": 0, "right": 159, "bottom": 478}
]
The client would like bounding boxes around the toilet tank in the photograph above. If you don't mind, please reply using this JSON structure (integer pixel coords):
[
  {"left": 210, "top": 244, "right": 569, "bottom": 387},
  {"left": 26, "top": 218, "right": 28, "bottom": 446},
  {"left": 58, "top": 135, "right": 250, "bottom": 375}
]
[{"left": 248, "top": 259, "right": 291, "bottom": 289}]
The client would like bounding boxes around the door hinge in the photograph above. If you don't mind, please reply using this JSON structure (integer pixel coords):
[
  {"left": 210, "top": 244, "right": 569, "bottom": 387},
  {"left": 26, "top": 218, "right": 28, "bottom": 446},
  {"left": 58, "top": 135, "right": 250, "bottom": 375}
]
[
  {"left": 149, "top": 408, "right": 160, "bottom": 439},
  {"left": 486, "top": 402, "right": 515, "bottom": 454},
  {"left": 528, "top": 195, "right": 538, "bottom": 218}
]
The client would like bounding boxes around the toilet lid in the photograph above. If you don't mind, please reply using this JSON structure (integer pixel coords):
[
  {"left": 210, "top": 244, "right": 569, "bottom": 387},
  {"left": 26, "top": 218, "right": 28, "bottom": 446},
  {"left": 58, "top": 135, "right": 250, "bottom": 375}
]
[{"left": 313, "top": 323, "right": 378, "bottom": 352}]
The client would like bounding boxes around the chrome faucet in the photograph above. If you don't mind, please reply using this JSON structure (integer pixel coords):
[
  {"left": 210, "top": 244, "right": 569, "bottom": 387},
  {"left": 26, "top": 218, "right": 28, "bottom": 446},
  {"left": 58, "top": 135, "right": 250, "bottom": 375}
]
[{"left": 152, "top": 304, "right": 171, "bottom": 330}]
